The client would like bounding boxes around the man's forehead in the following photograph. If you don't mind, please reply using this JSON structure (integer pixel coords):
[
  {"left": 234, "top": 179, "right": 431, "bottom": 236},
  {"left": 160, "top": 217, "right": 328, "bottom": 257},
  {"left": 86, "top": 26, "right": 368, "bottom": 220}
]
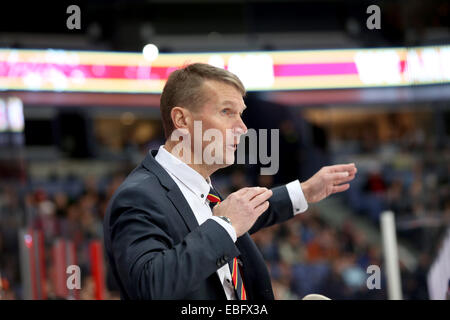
[{"left": 201, "top": 80, "right": 246, "bottom": 110}]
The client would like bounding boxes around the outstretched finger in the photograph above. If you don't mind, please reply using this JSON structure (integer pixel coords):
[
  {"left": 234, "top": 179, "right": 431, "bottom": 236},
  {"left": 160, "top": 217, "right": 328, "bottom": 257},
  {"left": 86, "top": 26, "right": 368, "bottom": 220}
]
[
  {"left": 331, "top": 183, "right": 350, "bottom": 194},
  {"left": 329, "top": 172, "right": 356, "bottom": 185},
  {"left": 328, "top": 163, "right": 357, "bottom": 174}
]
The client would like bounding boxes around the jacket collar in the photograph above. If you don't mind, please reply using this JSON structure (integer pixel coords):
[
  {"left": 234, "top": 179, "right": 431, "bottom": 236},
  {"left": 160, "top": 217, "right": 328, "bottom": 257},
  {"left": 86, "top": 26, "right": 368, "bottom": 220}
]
[
  {"left": 154, "top": 145, "right": 212, "bottom": 202},
  {"left": 142, "top": 149, "right": 177, "bottom": 190}
]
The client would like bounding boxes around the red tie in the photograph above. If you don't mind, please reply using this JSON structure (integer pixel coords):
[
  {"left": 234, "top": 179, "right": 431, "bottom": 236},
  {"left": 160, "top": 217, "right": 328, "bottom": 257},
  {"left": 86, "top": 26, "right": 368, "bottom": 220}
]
[{"left": 207, "top": 188, "right": 247, "bottom": 300}]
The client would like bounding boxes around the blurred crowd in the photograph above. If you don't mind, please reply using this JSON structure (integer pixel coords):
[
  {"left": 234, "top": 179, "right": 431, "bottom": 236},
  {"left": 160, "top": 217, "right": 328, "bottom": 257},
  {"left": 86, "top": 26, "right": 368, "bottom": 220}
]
[
  {"left": 331, "top": 122, "right": 449, "bottom": 299},
  {"left": 0, "top": 173, "right": 127, "bottom": 300},
  {"left": 336, "top": 124, "right": 450, "bottom": 258},
  {"left": 0, "top": 117, "right": 448, "bottom": 299}
]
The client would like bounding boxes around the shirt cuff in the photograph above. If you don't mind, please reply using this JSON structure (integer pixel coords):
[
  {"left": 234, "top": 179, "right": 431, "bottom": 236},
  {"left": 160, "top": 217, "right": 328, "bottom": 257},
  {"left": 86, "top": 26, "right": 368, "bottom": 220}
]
[
  {"left": 210, "top": 216, "right": 237, "bottom": 242},
  {"left": 286, "top": 179, "right": 308, "bottom": 215}
]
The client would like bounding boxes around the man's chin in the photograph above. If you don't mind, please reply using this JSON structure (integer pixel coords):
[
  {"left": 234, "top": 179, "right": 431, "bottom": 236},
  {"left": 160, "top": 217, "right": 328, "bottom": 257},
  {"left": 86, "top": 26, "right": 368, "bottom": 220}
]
[
  {"left": 224, "top": 150, "right": 236, "bottom": 165},
  {"left": 222, "top": 160, "right": 234, "bottom": 167},
  {"left": 208, "top": 160, "right": 233, "bottom": 172}
]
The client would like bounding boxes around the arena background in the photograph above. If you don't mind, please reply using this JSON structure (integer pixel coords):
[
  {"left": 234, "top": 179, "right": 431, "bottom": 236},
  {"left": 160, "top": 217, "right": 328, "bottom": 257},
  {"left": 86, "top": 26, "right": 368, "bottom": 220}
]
[{"left": 0, "top": 0, "right": 449, "bottom": 300}]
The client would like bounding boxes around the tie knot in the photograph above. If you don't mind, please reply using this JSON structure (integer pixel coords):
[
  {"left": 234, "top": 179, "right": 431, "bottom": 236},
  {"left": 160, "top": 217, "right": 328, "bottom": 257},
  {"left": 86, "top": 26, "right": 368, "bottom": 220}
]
[{"left": 207, "top": 187, "right": 222, "bottom": 209}]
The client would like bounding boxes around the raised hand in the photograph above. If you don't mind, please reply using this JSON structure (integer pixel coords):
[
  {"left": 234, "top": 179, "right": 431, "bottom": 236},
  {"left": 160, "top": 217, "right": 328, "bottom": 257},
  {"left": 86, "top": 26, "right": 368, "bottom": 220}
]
[{"left": 300, "top": 163, "right": 357, "bottom": 203}]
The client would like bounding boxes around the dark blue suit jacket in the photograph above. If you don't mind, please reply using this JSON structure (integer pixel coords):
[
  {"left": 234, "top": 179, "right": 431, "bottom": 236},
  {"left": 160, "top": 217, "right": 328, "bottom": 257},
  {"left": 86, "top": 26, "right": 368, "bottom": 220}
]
[{"left": 103, "top": 149, "right": 295, "bottom": 300}]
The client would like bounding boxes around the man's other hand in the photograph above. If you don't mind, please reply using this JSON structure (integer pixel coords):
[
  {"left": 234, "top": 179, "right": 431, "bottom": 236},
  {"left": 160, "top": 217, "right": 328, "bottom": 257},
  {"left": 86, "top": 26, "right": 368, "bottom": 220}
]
[
  {"left": 301, "top": 163, "right": 357, "bottom": 203},
  {"left": 213, "top": 187, "right": 272, "bottom": 237}
]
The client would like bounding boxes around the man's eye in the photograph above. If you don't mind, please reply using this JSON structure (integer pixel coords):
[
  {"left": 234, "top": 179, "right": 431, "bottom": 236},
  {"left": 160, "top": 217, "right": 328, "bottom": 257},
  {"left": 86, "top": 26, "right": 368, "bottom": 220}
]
[{"left": 221, "top": 109, "right": 230, "bottom": 114}]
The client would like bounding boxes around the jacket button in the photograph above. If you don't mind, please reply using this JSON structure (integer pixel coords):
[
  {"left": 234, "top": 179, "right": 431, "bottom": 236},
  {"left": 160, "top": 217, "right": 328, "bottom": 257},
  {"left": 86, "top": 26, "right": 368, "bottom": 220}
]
[
  {"left": 223, "top": 255, "right": 229, "bottom": 261},
  {"left": 216, "top": 260, "right": 222, "bottom": 267}
]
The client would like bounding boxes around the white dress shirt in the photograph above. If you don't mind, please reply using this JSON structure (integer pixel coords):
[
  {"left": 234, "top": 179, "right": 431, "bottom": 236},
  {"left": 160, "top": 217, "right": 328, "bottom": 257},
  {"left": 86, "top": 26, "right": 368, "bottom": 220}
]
[{"left": 154, "top": 145, "right": 308, "bottom": 299}]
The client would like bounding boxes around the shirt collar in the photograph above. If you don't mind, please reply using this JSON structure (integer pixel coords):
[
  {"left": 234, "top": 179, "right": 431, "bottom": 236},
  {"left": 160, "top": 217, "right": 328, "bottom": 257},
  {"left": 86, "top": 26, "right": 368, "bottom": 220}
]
[{"left": 154, "top": 145, "right": 212, "bottom": 201}]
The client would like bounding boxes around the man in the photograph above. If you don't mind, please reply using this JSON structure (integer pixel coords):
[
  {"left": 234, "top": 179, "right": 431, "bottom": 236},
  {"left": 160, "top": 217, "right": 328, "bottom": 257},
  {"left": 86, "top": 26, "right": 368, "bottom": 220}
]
[{"left": 103, "top": 63, "right": 357, "bottom": 300}]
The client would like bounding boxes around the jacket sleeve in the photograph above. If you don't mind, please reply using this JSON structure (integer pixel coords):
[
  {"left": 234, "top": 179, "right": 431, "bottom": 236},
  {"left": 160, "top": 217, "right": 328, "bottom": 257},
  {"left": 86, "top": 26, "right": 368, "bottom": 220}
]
[
  {"left": 248, "top": 184, "right": 294, "bottom": 235},
  {"left": 107, "top": 186, "right": 240, "bottom": 300}
]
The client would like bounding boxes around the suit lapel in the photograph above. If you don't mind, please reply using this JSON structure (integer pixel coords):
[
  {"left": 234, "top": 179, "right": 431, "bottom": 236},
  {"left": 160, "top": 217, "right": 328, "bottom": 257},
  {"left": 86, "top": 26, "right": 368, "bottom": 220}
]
[
  {"left": 166, "top": 188, "right": 199, "bottom": 232},
  {"left": 235, "top": 234, "right": 254, "bottom": 299},
  {"left": 235, "top": 233, "right": 274, "bottom": 300},
  {"left": 142, "top": 149, "right": 199, "bottom": 232}
]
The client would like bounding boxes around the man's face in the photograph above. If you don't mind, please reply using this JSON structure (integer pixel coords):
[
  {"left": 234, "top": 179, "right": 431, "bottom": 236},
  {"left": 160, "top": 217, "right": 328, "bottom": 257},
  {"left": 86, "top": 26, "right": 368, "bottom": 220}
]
[{"left": 188, "top": 79, "right": 248, "bottom": 167}]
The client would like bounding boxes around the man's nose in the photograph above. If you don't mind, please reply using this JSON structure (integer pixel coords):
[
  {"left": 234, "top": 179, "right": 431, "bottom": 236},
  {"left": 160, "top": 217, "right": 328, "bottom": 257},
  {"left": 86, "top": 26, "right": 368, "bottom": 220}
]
[{"left": 234, "top": 117, "right": 248, "bottom": 136}]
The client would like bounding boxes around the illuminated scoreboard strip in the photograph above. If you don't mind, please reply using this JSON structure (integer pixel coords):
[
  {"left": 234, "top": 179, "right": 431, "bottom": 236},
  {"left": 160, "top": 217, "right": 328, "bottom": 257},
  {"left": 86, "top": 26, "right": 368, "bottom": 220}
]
[{"left": 0, "top": 45, "right": 449, "bottom": 93}]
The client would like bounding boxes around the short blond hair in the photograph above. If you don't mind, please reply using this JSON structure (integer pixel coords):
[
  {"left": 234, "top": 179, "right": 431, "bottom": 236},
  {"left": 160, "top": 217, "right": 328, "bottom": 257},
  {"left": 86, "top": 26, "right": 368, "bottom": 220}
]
[{"left": 160, "top": 63, "right": 246, "bottom": 138}]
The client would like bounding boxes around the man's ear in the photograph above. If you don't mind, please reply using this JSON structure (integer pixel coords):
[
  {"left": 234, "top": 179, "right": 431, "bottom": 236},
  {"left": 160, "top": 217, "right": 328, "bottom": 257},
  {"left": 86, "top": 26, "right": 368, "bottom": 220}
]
[{"left": 171, "top": 106, "right": 191, "bottom": 131}]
